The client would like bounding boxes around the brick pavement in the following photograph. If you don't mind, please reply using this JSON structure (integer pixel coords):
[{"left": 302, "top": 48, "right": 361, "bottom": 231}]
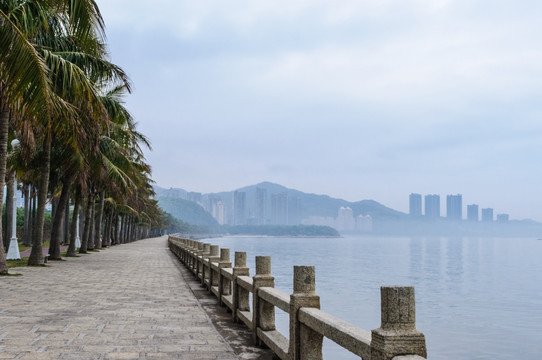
[{"left": 0, "top": 236, "right": 239, "bottom": 360}]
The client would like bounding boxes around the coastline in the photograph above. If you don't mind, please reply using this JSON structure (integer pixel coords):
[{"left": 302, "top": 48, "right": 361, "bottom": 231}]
[{"left": 178, "top": 233, "right": 341, "bottom": 240}]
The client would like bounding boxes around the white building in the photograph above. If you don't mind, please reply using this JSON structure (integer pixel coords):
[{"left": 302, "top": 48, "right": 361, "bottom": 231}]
[
  {"left": 337, "top": 206, "right": 355, "bottom": 232},
  {"left": 213, "top": 201, "right": 227, "bottom": 225}
]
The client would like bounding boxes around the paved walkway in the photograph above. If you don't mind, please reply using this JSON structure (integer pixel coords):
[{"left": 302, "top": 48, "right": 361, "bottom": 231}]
[{"left": 0, "top": 236, "right": 238, "bottom": 360}]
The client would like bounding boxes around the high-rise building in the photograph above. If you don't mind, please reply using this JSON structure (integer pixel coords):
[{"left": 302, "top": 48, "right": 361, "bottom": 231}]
[
  {"left": 271, "top": 193, "right": 288, "bottom": 225},
  {"left": 205, "top": 194, "right": 220, "bottom": 214},
  {"left": 481, "top": 208, "right": 494, "bottom": 222},
  {"left": 233, "top": 191, "right": 246, "bottom": 225},
  {"left": 446, "top": 194, "right": 462, "bottom": 220},
  {"left": 336, "top": 206, "right": 355, "bottom": 231},
  {"left": 215, "top": 201, "right": 226, "bottom": 225},
  {"left": 288, "top": 197, "right": 301, "bottom": 225},
  {"left": 409, "top": 193, "right": 422, "bottom": 216},
  {"left": 496, "top": 214, "right": 509, "bottom": 223},
  {"left": 425, "top": 194, "right": 440, "bottom": 219},
  {"left": 255, "top": 188, "right": 267, "bottom": 225},
  {"left": 467, "top": 204, "right": 479, "bottom": 222}
]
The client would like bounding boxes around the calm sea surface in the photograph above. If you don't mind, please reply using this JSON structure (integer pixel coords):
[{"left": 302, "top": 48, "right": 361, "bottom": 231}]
[{"left": 205, "top": 235, "right": 542, "bottom": 359}]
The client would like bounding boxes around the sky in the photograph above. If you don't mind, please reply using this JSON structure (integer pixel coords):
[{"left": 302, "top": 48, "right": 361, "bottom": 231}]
[{"left": 95, "top": 0, "right": 542, "bottom": 221}]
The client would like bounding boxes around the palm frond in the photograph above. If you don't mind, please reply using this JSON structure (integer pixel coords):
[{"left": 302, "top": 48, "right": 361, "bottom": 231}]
[{"left": 0, "top": 9, "right": 57, "bottom": 119}]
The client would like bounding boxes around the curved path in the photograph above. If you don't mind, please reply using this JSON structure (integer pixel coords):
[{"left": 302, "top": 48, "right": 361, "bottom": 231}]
[{"left": 0, "top": 236, "right": 238, "bottom": 360}]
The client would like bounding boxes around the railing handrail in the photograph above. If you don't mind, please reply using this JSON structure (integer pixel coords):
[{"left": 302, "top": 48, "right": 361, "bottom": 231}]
[
  {"left": 299, "top": 307, "right": 372, "bottom": 359},
  {"left": 259, "top": 286, "right": 290, "bottom": 313}
]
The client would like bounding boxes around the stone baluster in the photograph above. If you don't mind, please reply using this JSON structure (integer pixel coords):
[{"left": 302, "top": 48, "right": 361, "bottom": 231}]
[
  {"left": 206, "top": 245, "right": 220, "bottom": 291},
  {"left": 289, "top": 265, "right": 322, "bottom": 360},
  {"left": 252, "top": 256, "right": 275, "bottom": 345},
  {"left": 186, "top": 240, "right": 194, "bottom": 269},
  {"left": 195, "top": 243, "right": 204, "bottom": 279},
  {"left": 218, "top": 248, "right": 232, "bottom": 305},
  {"left": 232, "top": 252, "right": 250, "bottom": 323},
  {"left": 190, "top": 241, "right": 199, "bottom": 273},
  {"left": 200, "top": 243, "right": 211, "bottom": 285},
  {"left": 371, "top": 286, "right": 427, "bottom": 360}
]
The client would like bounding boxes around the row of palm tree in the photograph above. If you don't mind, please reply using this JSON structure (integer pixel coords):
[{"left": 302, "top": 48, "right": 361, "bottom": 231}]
[{"left": 0, "top": 0, "right": 167, "bottom": 275}]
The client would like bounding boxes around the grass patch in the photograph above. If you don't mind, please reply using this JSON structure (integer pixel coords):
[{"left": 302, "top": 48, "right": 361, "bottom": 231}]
[
  {"left": 19, "top": 244, "right": 31, "bottom": 252},
  {"left": 0, "top": 272, "right": 23, "bottom": 276},
  {"left": 7, "top": 258, "right": 28, "bottom": 268}
]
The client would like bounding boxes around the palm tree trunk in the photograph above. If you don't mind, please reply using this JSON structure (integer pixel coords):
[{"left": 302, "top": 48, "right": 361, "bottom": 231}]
[
  {"left": 108, "top": 210, "right": 115, "bottom": 246},
  {"left": 93, "top": 190, "right": 105, "bottom": 249},
  {"left": 125, "top": 216, "right": 131, "bottom": 243},
  {"left": 30, "top": 184, "right": 36, "bottom": 245},
  {"left": 49, "top": 174, "right": 74, "bottom": 259},
  {"left": 87, "top": 191, "right": 95, "bottom": 251},
  {"left": 119, "top": 215, "right": 125, "bottom": 244},
  {"left": 103, "top": 208, "right": 111, "bottom": 247},
  {"left": 63, "top": 195, "right": 70, "bottom": 245},
  {"left": 23, "top": 183, "right": 30, "bottom": 246},
  {"left": 112, "top": 213, "right": 119, "bottom": 245},
  {"left": 128, "top": 217, "right": 134, "bottom": 242},
  {"left": 0, "top": 100, "right": 10, "bottom": 275},
  {"left": 79, "top": 190, "right": 93, "bottom": 253},
  {"left": 28, "top": 133, "right": 52, "bottom": 265},
  {"left": 66, "top": 184, "right": 81, "bottom": 257}
]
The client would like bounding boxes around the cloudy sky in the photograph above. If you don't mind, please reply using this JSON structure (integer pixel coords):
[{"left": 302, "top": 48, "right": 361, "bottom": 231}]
[{"left": 96, "top": 0, "right": 542, "bottom": 221}]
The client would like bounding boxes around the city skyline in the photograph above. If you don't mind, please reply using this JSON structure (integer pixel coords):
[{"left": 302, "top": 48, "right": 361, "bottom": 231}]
[
  {"left": 410, "top": 192, "right": 509, "bottom": 222},
  {"left": 158, "top": 183, "right": 519, "bottom": 224}
]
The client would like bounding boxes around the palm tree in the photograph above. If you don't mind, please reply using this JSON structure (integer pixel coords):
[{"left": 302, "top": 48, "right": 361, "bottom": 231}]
[
  {"left": 0, "top": 1, "right": 62, "bottom": 274},
  {"left": 1, "top": 1, "right": 162, "bottom": 272}
]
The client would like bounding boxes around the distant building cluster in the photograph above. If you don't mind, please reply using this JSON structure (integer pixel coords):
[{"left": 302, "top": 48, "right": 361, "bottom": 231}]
[
  {"left": 302, "top": 206, "right": 372, "bottom": 233},
  {"left": 183, "top": 188, "right": 302, "bottom": 226},
  {"left": 409, "top": 193, "right": 509, "bottom": 222}
]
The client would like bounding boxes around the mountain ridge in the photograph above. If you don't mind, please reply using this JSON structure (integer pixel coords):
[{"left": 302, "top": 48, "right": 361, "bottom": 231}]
[{"left": 154, "top": 181, "right": 405, "bottom": 221}]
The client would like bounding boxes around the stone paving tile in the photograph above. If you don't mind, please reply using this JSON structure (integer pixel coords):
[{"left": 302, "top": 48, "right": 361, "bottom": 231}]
[{"left": 0, "top": 236, "right": 238, "bottom": 359}]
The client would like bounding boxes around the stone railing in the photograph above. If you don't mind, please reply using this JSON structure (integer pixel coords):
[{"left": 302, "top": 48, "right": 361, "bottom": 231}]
[{"left": 169, "top": 235, "right": 427, "bottom": 360}]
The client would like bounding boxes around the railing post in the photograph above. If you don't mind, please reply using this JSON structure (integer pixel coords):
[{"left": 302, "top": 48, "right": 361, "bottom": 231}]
[
  {"left": 200, "top": 244, "right": 211, "bottom": 285},
  {"left": 252, "top": 256, "right": 275, "bottom": 345},
  {"left": 183, "top": 239, "right": 190, "bottom": 264},
  {"left": 195, "top": 243, "right": 204, "bottom": 279},
  {"left": 218, "top": 248, "right": 232, "bottom": 305},
  {"left": 289, "top": 265, "right": 322, "bottom": 360},
  {"left": 181, "top": 239, "right": 187, "bottom": 261},
  {"left": 371, "top": 286, "right": 427, "bottom": 360},
  {"left": 187, "top": 240, "right": 195, "bottom": 272},
  {"left": 206, "top": 245, "right": 220, "bottom": 291},
  {"left": 232, "top": 251, "right": 250, "bottom": 323}
]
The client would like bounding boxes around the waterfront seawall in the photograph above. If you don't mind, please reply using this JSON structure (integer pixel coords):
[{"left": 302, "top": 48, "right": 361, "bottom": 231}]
[{"left": 169, "top": 235, "right": 428, "bottom": 360}]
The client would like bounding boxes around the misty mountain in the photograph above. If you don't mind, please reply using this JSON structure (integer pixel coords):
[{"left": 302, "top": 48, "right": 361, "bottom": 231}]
[
  {"left": 154, "top": 181, "right": 404, "bottom": 222},
  {"left": 156, "top": 196, "right": 218, "bottom": 226}
]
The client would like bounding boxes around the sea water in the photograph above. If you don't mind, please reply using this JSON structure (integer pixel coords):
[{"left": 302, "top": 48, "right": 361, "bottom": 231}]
[{"left": 206, "top": 235, "right": 542, "bottom": 359}]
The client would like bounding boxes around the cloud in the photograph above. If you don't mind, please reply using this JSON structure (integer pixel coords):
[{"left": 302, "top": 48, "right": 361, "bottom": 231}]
[{"left": 96, "top": 0, "right": 542, "bottom": 221}]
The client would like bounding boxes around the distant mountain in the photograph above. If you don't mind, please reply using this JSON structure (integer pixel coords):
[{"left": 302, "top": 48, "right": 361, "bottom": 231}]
[
  {"left": 154, "top": 181, "right": 405, "bottom": 222},
  {"left": 154, "top": 187, "right": 187, "bottom": 199},
  {"left": 156, "top": 196, "right": 218, "bottom": 226}
]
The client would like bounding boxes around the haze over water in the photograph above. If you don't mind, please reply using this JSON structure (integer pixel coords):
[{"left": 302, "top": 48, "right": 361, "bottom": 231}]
[{"left": 207, "top": 235, "right": 542, "bottom": 360}]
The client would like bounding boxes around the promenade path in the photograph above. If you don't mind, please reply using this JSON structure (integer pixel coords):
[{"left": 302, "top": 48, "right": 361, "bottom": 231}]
[{"left": 0, "top": 236, "right": 247, "bottom": 360}]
